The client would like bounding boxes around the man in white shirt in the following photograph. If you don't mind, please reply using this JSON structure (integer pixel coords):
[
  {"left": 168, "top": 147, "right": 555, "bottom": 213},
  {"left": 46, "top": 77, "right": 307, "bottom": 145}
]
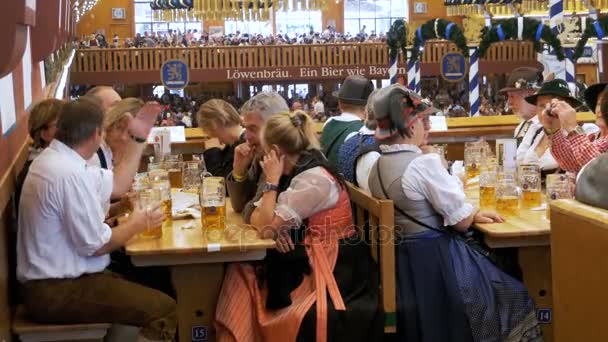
[
  {"left": 497, "top": 67, "right": 543, "bottom": 161},
  {"left": 313, "top": 96, "right": 325, "bottom": 120},
  {"left": 17, "top": 98, "right": 177, "bottom": 341}
]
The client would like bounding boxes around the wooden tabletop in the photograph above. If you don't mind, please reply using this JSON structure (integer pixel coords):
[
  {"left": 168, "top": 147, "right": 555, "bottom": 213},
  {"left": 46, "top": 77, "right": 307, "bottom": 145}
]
[
  {"left": 465, "top": 186, "right": 551, "bottom": 248},
  {"left": 126, "top": 201, "right": 275, "bottom": 266}
]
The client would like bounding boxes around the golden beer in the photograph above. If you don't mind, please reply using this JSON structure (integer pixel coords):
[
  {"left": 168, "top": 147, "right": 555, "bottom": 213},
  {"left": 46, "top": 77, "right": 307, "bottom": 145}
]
[
  {"left": 466, "top": 164, "right": 480, "bottom": 180},
  {"left": 496, "top": 196, "right": 519, "bottom": 217},
  {"left": 521, "top": 190, "right": 542, "bottom": 209},
  {"left": 168, "top": 168, "right": 183, "bottom": 188},
  {"left": 161, "top": 199, "right": 173, "bottom": 226},
  {"left": 202, "top": 203, "right": 226, "bottom": 242},
  {"left": 141, "top": 223, "right": 162, "bottom": 239},
  {"left": 479, "top": 186, "right": 496, "bottom": 209}
]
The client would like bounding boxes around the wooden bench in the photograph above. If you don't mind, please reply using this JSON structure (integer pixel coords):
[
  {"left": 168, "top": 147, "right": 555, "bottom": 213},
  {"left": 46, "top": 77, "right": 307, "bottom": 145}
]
[
  {"left": 12, "top": 305, "right": 111, "bottom": 342},
  {"left": 551, "top": 199, "right": 608, "bottom": 342},
  {"left": 347, "top": 183, "right": 396, "bottom": 333}
]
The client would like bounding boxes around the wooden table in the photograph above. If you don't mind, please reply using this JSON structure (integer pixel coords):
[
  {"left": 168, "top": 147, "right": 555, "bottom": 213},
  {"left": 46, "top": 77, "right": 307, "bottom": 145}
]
[
  {"left": 126, "top": 201, "right": 275, "bottom": 342},
  {"left": 465, "top": 187, "right": 553, "bottom": 341}
]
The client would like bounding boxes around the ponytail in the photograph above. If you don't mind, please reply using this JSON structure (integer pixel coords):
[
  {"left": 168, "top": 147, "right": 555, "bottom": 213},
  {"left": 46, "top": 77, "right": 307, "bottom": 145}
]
[{"left": 263, "top": 110, "right": 320, "bottom": 155}]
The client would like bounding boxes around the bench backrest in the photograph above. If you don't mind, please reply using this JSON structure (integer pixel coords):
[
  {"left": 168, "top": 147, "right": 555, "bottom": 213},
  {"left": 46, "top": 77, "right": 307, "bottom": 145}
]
[{"left": 346, "top": 183, "right": 396, "bottom": 333}]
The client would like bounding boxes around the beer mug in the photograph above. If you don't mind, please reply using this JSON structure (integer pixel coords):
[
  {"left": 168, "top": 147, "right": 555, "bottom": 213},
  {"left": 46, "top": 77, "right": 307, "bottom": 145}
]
[
  {"left": 479, "top": 158, "right": 497, "bottom": 209},
  {"left": 183, "top": 161, "right": 202, "bottom": 193},
  {"left": 164, "top": 154, "right": 184, "bottom": 189},
  {"left": 546, "top": 174, "right": 573, "bottom": 220},
  {"left": 149, "top": 169, "right": 172, "bottom": 227},
  {"left": 464, "top": 142, "right": 484, "bottom": 180},
  {"left": 518, "top": 164, "right": 542, "bottom": 209},
  {"left": 200, "top": 177, "right": 226, "bottom": 241},
  {"left": 496, "top": 171, "right": 519, "bottom": 217},
  {"left": 138, "top": 188, "right": 163, "bottom": 239}
]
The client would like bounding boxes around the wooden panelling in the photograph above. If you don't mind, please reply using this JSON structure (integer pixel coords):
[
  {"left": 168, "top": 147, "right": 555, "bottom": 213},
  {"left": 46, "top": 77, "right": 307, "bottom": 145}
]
[
  {"left": 551, "top": 200, "right": 608, "bottom": 342},
  {"left": 71, "top": 41, "right": 540, "bottom": 85},
  {"left": 77, "top": 0, "right": 135, "bottom": 40}
]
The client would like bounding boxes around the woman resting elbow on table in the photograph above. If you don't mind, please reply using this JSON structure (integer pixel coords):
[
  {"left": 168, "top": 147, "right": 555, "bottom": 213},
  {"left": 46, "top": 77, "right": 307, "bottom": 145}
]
[
  {"left": 215, "top": 111, "right": 383, "bottom": 342},
  {"left": 367, "top": 86, "right": 543, "bottom": 342}
]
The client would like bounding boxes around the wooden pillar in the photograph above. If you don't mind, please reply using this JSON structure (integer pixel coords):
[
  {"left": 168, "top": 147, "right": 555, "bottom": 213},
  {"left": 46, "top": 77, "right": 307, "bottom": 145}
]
[{"left": 322, "top": 0, "right": 343, "bottom": 33}]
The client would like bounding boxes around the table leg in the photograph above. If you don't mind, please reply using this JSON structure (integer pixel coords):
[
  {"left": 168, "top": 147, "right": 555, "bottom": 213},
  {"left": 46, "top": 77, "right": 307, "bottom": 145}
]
[
  {"left": 518, "top": 246, "right": 553, "bottom": 342},
  {"left": 171, "top": 264, "right": 225, "bottom": 342}
]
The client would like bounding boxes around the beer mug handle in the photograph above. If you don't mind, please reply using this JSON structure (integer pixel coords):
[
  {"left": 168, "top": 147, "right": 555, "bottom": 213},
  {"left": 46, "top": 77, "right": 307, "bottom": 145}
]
[{"left": 200, "top": 171, "right": 213, "bottom": 180}]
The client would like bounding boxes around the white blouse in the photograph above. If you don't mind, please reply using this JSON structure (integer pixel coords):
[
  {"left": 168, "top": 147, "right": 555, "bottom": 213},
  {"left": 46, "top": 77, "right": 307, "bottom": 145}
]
[
  {"left": 257, "top": 167, "right": 341, "bottom": 227},
  {"left": 379, "top": 144, "right": 474, "bottom": 227},
  {"left": 521, "top": 129, "right": 559, "bottom": 171}
]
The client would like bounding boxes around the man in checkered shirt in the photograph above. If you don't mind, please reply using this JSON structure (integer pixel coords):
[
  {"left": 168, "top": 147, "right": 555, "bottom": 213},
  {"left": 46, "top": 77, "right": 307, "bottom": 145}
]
[{"left": 540, "top": 82, "right": 608, "bottom": 174}]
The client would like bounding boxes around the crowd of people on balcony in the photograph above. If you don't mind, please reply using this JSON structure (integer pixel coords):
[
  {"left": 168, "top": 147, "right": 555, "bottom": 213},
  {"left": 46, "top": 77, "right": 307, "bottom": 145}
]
[{"left": 78, "top": 26, "right": 387, "bottom": 50}]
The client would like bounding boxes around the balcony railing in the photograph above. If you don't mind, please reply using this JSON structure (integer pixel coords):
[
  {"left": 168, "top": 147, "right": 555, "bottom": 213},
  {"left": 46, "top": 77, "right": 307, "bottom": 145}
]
[{"left": 72, "top": 41, "right": 536, "bottom": 73}]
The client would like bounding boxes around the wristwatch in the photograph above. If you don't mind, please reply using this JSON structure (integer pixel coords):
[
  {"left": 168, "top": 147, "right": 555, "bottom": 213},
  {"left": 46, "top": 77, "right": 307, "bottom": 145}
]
[
  {"left": 262, "top": 182, "right": 279, "bottom": 193},
  {"left": 567, "top": 125, "right": 585, "bottom": 138},
  {"left": 130, "top": 133, "right": 147, "bottom": 143},
  {"left": 543, "top": 127, "right": 560, "bottom": 137}
]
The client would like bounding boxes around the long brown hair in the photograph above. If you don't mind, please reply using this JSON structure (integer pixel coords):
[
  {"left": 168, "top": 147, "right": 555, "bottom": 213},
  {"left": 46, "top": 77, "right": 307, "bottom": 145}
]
[{"left": 28, "top": 99, "right": 65, "bottom": 148}]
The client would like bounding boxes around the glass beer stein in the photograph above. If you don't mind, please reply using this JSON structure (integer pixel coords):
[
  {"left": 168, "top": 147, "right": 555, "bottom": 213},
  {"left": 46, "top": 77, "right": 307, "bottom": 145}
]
[
  {"left": 200, "top": 177, "right": 226, "bottom": 241},
  {"left": 479, "top": 158, "right": 497, "bottom": 209},
  {"left": 496, "top": 172, "right": 519, "bottom": 217},
  {"left": 464, "top": 142, "right": 484, "bottom": 180},
  {"left": 518, "top": 164, "right": 542, "bottom": 209},
  {"left": 546, "top": 174, "right": 573, "bottom": 220},
  {"left": 138, "top": 188, "right": 163, "bottom": 239},
  {"left": 149, "top": 169, "right": 173, "bottom": 227}
]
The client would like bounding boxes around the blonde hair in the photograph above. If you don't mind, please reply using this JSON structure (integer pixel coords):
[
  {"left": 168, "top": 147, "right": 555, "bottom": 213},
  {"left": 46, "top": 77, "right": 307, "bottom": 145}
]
[
  {"left": 196, "top": 99, "right": 240, "bottom": 130},
  {"left": 263, "top": 111, "right": 319, "bottom": 155},
  {"left": 28, "top": 99, "right": 65, "bottom": 148},
  {"left": 104, "top": 98, "right": 144, "bottom": 131}
]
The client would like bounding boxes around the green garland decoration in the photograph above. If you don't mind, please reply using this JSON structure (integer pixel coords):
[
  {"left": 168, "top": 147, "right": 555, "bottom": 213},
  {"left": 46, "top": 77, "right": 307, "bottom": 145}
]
[
  {"left": 387, "top": 19, "right": 408, "bottom": 61},
  {"left": 574, "top": 17, "right": 608, "bottom": 60},
  {"left": 411, "top": 18, "right": 468, "bottom": 62},
  {"left": 478, "top": 17, "right": 565, "bottom": 61}
]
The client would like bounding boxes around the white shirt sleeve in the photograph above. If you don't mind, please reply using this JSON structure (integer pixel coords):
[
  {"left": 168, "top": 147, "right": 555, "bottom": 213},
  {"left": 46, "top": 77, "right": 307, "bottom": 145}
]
[
  {"left": 274, "top": 167, "right": 341, "bottom": 226},
  {"left": 356, "top": 151, "right": 381, "bottom": 194},
  {"left": 402, "top": 154, "right": 474, "bottom": 227},
  {"left": 61, "top": 173, "right": 113, "bottom": 256}
]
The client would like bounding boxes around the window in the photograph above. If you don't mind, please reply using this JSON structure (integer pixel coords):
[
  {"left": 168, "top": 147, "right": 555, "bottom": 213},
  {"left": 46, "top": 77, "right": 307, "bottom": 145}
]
[
  {"left": 344, "top": 0, "right": 408, "bottom": 35},
  {"left": 134, "top": 1, "right": 203, "bottom": 37},
  {"left": 225, "top": 20, "right": 273, "bottom": 36},
  {"left": 275, "top": 10, "right": 322, "bottom": 36}
]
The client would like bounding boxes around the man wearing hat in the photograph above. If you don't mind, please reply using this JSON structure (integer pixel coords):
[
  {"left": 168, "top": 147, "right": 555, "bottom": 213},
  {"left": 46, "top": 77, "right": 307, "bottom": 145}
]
[
  {"left": 321, "top": 75, "right": 374, "bottom": 166},
  {"left": 499, "top": 67, "right": 543, "bottom": 153},
  {"left": 542, "top": 82, "right": 608, "bottom": 173},
  {"left": 521, "top": 79, "right": 584, "bottom": 172}
]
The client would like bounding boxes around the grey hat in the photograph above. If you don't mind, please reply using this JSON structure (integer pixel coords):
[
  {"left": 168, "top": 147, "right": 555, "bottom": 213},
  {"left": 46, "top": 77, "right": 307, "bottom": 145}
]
[
  {"left": 575, "top": 154, "right": 608, "bottom": 210},
  {"left": 334, "top": 75, "right": 374, "bottom": 106},
  {"left": 373, "top": 85, "right": 438, "bottom": 140}
]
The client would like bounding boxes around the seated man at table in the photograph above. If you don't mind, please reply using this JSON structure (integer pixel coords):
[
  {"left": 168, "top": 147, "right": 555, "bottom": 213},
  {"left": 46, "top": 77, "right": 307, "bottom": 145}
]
[
  {"left": 520, "top": 79, "right": 585, "bottom": 173},
  {"left": 498, "top": 67, "right": 543, "bottom": 158},
  {"left": 541, "top": 82, "right": 608, "bottom": 174},
  {"left": 227, "top": 91, "right": 289, "bottom": 221},
  {"left": 366, "top": 86, "right": 542, "bottom": 341},
  {"left": 17, "top": 98, "right": 177, "bottom": 341}
]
